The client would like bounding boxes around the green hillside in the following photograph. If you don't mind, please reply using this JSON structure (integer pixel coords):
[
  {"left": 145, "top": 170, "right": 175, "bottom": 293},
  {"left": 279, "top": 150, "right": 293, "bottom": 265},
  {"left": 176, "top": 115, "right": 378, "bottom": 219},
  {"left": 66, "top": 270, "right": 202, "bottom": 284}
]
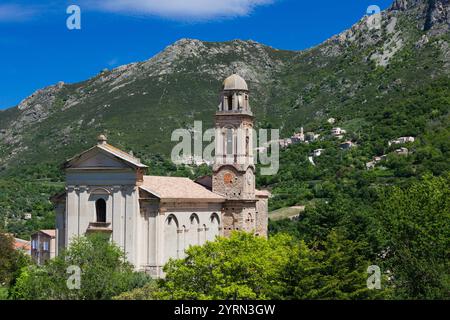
[{"left": 0, "top": 0, "right": 449, "bottom": 241}]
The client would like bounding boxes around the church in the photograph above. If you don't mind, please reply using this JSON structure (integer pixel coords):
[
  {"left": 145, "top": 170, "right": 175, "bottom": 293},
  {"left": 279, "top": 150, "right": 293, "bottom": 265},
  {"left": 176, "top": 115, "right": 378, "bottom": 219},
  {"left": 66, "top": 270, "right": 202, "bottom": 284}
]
[{"left": 52, "top": 74, "right": 269, "bottom": 277}]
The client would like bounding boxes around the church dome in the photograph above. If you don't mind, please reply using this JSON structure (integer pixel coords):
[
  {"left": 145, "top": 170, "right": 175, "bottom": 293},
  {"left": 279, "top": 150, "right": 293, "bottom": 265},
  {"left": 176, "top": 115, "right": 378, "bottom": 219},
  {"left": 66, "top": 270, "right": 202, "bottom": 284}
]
[{"left": 222, "top": 74, "right": 248, "bottom": 91}]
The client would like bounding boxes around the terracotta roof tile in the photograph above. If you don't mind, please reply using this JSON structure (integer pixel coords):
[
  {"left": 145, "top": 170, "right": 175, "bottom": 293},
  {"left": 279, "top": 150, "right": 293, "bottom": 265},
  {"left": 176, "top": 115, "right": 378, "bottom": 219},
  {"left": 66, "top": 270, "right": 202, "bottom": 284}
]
[
  {"left": 14, "top": 238, "right": 31, "bottom": 251},
  {"left": 98, "top": 143, "right": 147, "bottom": 168},
  {"left": 141, "top": 176, "right": 224, "bottom": 202}
]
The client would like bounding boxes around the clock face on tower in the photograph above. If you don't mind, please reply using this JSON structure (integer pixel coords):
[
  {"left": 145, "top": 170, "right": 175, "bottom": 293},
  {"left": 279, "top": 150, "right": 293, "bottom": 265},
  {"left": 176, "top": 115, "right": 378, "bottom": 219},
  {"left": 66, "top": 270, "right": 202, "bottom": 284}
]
[{"left": 224, "top": 172, "right": 235, "bottom": 186}]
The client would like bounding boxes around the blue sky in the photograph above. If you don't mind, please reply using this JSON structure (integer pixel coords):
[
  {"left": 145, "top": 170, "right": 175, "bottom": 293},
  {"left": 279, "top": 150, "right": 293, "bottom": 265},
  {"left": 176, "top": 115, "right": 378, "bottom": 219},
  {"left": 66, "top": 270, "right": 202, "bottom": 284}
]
[{"left": 0, "top": 0, "right": 392, "bottom": 110}]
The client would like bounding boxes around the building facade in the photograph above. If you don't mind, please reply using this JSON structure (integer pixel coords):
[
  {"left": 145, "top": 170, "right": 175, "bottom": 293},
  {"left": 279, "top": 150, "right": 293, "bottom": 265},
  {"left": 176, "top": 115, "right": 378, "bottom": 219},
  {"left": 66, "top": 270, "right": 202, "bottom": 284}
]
[
  {"left": 54, "top": 75, "right": 268, "bottom": 277},
  {"left": 31, "top": 230, "right": 56, "bottom": 265}
]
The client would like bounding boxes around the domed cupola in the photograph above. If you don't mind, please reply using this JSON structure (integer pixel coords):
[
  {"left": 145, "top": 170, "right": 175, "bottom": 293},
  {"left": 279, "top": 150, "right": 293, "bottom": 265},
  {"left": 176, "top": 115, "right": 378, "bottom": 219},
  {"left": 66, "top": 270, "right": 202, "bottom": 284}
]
[
  {"left": 222, "top": 74, "right": 249, "bottom": 91},
  {"left": 219, "top": 74, "right": 251, "bottom": 113}
]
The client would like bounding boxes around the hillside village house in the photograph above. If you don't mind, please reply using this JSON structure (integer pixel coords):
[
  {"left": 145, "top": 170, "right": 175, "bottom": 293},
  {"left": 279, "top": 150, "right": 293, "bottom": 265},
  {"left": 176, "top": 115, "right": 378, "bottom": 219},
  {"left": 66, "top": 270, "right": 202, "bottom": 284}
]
[
  {"left": 388, "top": 136, "right": 415, "bottom": 146},
  {"left": 313, "top": 149, "right": 324, "bottom": 157},
  {"left": 31, "top": 229, "right": 56, "bottom": 265},
  {"left": 331, "top": 127, "right": 346, "bottom": 136},
  {"left": 292, "top": 127, "right": 305, "bottom": 143},
  {"left": 366, "top": 155, "right": 388, "bottom": 170},
  {"left": 52, "top": 75, "right": 269, "bottom": 277},
  {"left": 340, "top": 141, "right": 356, "bottom": 149},
  {"left": 331, "top": 127, "right": 347, "bottom": 139},
  {"left": 395, "top": 147, "right": 409, "bottom": 155}
]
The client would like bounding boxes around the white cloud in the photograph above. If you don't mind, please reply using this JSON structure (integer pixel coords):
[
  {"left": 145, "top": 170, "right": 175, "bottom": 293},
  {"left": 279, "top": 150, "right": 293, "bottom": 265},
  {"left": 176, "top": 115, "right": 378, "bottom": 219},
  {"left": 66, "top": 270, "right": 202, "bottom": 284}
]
[{"left": 85, "top": 0, "right": 275, "bottom": 20}]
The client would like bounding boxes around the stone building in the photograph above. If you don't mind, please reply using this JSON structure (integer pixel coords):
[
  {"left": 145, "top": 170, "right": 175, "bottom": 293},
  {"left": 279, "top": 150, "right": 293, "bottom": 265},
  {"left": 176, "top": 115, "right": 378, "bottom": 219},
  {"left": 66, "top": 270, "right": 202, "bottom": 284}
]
[{"left": 53, "top": 74, "right": 268, "bottom": 277}]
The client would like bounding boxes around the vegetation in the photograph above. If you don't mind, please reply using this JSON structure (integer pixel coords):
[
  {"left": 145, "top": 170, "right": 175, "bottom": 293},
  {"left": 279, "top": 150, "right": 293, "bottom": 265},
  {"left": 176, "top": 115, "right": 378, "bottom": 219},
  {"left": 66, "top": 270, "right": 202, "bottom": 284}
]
[
  {"left": 270, "top": 175, "right": 450, "bottom": 300},
  {"left": 3, "top": 176, "right": 449, "bottom": 300},
  {"left": 0, "top": 286, "right": 7, "bottom": 300},
  {"left": 114, "top": 176, "right": 448, "bottom": 300},
  {"left": 0, "top": 0, "right": 448, "bottom": 300},
  {"left": 378, "top": 175, "right": 450, "bottom": 299},
  {"left": 113, "top": 280, "right": 160, "bottom": 300},
  {"left": 260, "top": 75, "right": 450, "bottom": 212},
  {"left": 0, "top": 232, "right": 30, "bottom": 291},
  {"left": 113, "top": 232, "right": 386, "bottom": 300},
  {"left": 157, "top": 232, "right": 293, "bottom": 300},
  {"left": 0, "top": 177, "right": 63, "bottom": 239},
  {"left": 10, "top": 234, "right": 150, "bottom": 300}
]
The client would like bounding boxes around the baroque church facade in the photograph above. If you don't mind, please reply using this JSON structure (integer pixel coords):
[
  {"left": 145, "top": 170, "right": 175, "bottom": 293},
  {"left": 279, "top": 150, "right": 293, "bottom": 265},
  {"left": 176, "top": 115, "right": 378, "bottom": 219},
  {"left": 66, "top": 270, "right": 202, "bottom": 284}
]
[{"left": 53, "top": 75, "right": 269, "bottom": 277}]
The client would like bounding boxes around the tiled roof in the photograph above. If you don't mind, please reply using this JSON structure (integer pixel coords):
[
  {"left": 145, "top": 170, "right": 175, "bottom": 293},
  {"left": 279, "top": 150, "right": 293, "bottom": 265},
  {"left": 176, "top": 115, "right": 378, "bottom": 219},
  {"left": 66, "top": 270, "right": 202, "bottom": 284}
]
[
  {"left": 140, "top": 176, "right": 224, "bottom": 202},
  {"left": 97, "top": 143, "right": 147, "bottom": 168},
  {"left": 14, "top": 238, "right": 31, "bottom": 251},
  {"left": 40, "top": 229, "right": 56, "bottom": 238}
]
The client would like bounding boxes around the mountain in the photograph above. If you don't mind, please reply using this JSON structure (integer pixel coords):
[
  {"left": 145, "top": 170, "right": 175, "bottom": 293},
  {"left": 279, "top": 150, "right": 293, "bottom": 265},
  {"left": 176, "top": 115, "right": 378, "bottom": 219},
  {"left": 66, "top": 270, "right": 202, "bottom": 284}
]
[
  {"left": 0, "top": 0, "right": 449, "bottom": 175},
  {"left": 0, "top": 39, "right": 297, "bottom": 172}
]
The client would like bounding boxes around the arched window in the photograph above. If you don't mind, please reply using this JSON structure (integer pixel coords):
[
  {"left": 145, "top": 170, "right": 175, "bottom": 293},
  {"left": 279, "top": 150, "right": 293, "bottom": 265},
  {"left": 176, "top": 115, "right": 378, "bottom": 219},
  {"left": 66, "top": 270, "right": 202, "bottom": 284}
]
[
  {"left": 222, "top": 130, "right": 226, "bottom": 157},
  {"left": 207, "top": 213, "right": 221, "bottom": 241},
  {"left": 202, "top": 224, "right": 207, "bottom": 245},
  {"left": 226, "top": 128, "right": 233, "bottom": 155},
  {"left": 164, "top": 215, "right": 179, "bottom": 262},
  {"left": 167, "top": 215, "right": 176, "bottom": 226},
  {"left": 237, "top": 93, "right": 244, "bottom": 110},
  {"left": 95, "top": 199, "right": 106, "bottom": 223},
  {"left": 187, "top": 214, "right": 200, "bottom": 247},
  {"left": 211, "top": 213, "right": 220, "bottom": 228},
  {"left": 190, "top": 213, "right": 200, "bottom": 225},
  {"left": 181, "top": 225, "right": 187, "bottom": 257}
]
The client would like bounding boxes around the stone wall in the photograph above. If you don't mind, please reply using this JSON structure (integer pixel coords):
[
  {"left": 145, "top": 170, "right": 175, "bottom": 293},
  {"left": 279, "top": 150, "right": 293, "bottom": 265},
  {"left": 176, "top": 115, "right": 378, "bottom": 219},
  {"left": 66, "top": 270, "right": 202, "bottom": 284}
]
[{"left": 255, "top": 196, "right": 269, "bottom": 238}]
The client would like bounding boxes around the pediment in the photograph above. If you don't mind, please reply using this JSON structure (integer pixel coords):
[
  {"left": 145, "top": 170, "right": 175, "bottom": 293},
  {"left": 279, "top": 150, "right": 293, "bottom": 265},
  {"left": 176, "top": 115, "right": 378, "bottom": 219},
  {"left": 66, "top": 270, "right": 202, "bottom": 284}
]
[
  {"left": 68, "top": 148, "right": 131, "bottom": 169},
  {"left": 64, "top": 141, "right": 147, "bottom": 171}
]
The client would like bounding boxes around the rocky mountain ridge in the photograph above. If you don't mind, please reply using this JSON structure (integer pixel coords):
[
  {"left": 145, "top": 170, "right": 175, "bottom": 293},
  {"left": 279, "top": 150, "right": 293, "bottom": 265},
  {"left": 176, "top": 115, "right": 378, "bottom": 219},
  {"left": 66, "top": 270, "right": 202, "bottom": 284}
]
[{"left": 0, "top": 0, "right": 448, "bottom": 172}]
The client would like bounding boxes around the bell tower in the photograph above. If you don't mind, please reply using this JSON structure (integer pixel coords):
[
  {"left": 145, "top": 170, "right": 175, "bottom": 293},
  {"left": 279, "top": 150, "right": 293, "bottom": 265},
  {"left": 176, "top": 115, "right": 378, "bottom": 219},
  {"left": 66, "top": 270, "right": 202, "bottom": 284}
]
[{"left": 213, "top": 74, "right": 257, "bottom": 236}]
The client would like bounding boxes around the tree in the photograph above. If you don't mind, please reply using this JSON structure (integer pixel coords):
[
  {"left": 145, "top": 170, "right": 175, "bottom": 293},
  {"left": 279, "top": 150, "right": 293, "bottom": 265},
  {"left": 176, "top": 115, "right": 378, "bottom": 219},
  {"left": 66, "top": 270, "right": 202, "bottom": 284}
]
[
  {"left": 156, "top": 232, "right": 293, "bottom": 300},
  {"left": 281, "top": 231, "right": 389, "bottom": 300},
  {"left": 379, "top": 174, "right": 450, "bottom": 299},
  {"left": 115, "top": 231, "right": 389, "bottom": 300},
  {"left": 10, "top": 234, "right": 151, "bottom": 300},
  {"left": 113, "top": 280, "right": 161, "bottom": 300},
  {"left": 0, "top": 232, "right": 30, "bottom": 290}
]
